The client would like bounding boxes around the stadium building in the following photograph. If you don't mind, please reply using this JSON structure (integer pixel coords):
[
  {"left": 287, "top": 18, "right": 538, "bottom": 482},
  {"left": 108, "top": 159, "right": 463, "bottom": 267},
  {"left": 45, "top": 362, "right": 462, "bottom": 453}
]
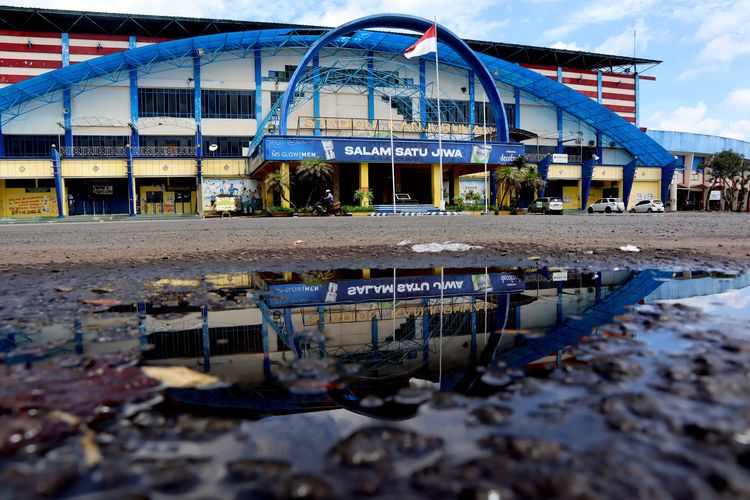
[{"left": 0, "top": 6, "right": 678, "bottom": 218}]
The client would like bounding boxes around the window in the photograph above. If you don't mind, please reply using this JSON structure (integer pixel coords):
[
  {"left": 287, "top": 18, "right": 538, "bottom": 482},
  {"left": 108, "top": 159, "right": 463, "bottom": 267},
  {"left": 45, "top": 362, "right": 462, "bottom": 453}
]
[
  {"left": 692, "top": 156, "right": 705, "bottom": 172},
  {"left": 201, "top": 90, "right": 255, "bottom": 119},
  {"left": 382, "top": 96, "right": 413, "bottom": 121},
  {"left": 73, "top": 136, "right": 129, "bottom": 148},
  {"left": 138, "top": 88, "right": 194, "bottom": 118},
  {"left": 3, "top": 135, "right": 56, "bottom": 157},
  {"left": 202, "top": 136, "right": 253, "bottom": 157},
  {"left": 137, "top": 136, "right": 194, "bottom": 148},
  {"left": 425, "top": 100, "right": 513, "bottom": 126}
]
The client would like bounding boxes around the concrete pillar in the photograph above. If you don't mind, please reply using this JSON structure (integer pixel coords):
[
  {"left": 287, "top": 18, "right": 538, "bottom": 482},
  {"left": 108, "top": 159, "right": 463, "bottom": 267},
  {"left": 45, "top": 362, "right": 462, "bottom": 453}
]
[
  {"left": 452, "top": 170, "right": 460, "bottom": 204},
  {"left": 332, "top": 165, "right": 340, "bottom": 202},
  {"left": 358, "top": 162, "right": 369, "bottom": 206},
  {"left": 280, "top": 162, "right": 290, "bottom": 208},
  {"left": 431, "top": 163, "right": 442, "bottom": 207}
]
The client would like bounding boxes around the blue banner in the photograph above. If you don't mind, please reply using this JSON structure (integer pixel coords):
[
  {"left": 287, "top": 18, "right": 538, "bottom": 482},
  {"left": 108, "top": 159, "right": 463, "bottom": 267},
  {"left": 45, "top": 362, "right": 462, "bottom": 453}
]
[
  {"left": 267, "top": 273, "right": 524, "bottom": 307},
  {"left": 260, "top": 136, "right": 524, "bottom": 165}
]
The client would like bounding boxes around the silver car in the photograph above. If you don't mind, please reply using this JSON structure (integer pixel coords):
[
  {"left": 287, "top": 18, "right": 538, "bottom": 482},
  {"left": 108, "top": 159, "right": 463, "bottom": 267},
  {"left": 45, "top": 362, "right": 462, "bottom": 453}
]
[
  {"left": 528, "top": 197, "right": 564, "bottom": 215},
  {"left": 588, "top": 198, "right": 625, "bottom": 214},
  {"left": 630, "top": 199, "right": 664, "bottom": 213}
]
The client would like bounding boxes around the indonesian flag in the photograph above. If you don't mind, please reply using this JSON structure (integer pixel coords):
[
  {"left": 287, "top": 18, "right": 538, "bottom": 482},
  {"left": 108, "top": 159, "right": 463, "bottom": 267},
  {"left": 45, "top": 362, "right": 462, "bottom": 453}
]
[{"left": 404, "top": 24, "right": 437, "bottom": 59}]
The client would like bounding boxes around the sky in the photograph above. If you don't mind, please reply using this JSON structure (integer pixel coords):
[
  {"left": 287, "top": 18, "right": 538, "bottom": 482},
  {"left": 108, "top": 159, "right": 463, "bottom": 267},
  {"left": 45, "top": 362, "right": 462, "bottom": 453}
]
[{"left": 8, "top": 0, "right": 750, "bottom": 141}]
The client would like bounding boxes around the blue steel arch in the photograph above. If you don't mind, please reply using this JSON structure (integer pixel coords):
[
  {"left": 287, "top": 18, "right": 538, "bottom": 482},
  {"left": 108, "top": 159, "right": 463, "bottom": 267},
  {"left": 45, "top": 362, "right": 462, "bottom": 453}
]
[
  {"left": 0, "top": 26, "right": 673, "bottom": 165},
  {"left": 278, "top": 14, "right": 510, "bottom": 141}
]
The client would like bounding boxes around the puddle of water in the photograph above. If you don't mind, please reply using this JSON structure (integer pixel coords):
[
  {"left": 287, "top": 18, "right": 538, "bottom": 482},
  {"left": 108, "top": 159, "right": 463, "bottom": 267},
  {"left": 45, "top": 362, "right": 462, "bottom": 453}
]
[{"left": 1, "top": 265, "right": 750, "bottom": 498}]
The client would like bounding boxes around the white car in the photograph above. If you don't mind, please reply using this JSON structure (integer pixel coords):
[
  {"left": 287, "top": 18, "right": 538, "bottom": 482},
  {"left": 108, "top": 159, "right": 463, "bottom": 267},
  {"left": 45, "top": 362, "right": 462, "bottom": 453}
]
[
  {"left": 630, "top": 199, "right": 664, "bottom": 213},
  {"left": 587, "top": 198, "right": 625, "bottom": 214}
]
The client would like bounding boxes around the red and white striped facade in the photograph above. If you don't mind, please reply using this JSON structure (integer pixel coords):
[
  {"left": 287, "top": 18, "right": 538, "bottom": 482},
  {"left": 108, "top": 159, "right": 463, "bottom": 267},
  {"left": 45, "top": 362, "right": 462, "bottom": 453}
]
[
  {"left": 521, "top": 63, "right": 654, "bottom": 124},
  {"left": 0, "top": 29, "right": 649, "bottom": 124},
  {"left": 0, "top": 30, "right": 167, "bottom": 86}
]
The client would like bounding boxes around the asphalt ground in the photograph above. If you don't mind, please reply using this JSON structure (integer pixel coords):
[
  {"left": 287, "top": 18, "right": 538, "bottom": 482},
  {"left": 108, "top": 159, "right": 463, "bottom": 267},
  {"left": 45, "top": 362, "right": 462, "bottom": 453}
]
[{"left": 0, "top": 212, "right": 748, "bottom": 273}]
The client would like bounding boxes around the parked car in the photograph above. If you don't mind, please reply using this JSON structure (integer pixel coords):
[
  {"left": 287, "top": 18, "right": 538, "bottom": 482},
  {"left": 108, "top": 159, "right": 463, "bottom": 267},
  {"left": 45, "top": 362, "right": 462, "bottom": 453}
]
[
  {"left": 528, "top": 197, "right": 564, "bottom": 215},
  {"left": 587, "top": 198, "right": 625, "bottom": 213},
  {"left": 630, "top": 199, "right": 664, "bottom": 213}
]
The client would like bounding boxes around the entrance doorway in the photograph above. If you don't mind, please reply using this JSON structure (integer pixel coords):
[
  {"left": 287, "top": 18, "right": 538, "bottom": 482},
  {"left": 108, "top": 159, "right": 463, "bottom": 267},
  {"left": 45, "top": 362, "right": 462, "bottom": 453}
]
[{"left": 65, "top": 179, "right": 129, "bottom": 215}]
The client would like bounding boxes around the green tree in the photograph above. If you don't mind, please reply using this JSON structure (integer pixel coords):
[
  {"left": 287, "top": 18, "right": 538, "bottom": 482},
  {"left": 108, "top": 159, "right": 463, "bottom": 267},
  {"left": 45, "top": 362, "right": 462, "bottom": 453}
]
[
  {"left": 495, "top": 155, "right": 536, "bottom": 209},
  {"left": 705, "top": 150, "right": 744, "bottom": 211},
  {"left": 264, "top": 169, "right": 296, "bottom": 210},
  {"left": 296, "top": 157, "right": 333, "bottom": 208},
  {"left": 353, "top": 187, "right": 374, "bottom": 206},
  {"left": 521, "top": 164, "right": 545, "bottom": 198}
]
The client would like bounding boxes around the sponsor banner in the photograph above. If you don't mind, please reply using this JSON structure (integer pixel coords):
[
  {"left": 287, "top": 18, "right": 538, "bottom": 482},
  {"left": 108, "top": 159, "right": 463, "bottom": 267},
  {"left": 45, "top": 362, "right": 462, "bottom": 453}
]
[
  {"left": 202, "top": 178, "right": 261, "bottom": 211},
  {"left": 7, "top": 194, "right": 57, "bottom": 217},
  {"left": 552, "top": 153, "right": 568, "bottom": 164},
  {"left": 261, "top": 137, "right": 524, "bottom": 165},
  {"left": 267, "top": 273, "right": 524, "bottom": 307}
]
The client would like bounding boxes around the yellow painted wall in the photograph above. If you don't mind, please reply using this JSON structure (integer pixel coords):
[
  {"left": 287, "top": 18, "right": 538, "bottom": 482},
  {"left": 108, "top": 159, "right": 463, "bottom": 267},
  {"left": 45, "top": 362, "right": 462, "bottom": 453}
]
[
  {"left": 1, "top": 186, "right": 59, "bottom": 218},
  {"left": 138, "top": 185, "right": 197, "bottom": 215},
  {"left": 61, "top": 159, "right": 128, "bottom": 178},
  {"left": 280, "top": 163, "right": 290, "bottom": 209},
  {"left": 592, "top": 166, "right": 623, "bottom": 181},
  {"left": 133, "top": 159, "right": 197, "bottom": 177},
  {"left": 628, "top": 181, "right": 660, "bottom": 208},
  {"left": 562, "top": 184, "right": 580, "bottom": 209},
  {"left": 358, "top": 162, "right": 369, "bottom": 207},
  {"left": 202, "top": 159, "right": 247, "bottom": 177},
  {"left": 588, "top": 186, "right": 604, "bottom": 205},
  {"left": 547, "top": 164, "right": 581, "bottom": 180},
  {"left": 0, "top": 159, "right": 54, "bottom": 179},
  {"left": 634, "top": 167, "right": 661, "bottom": 181}
]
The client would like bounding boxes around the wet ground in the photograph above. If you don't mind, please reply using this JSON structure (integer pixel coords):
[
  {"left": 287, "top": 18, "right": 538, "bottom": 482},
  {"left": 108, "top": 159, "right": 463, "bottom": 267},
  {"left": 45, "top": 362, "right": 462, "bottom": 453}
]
[{"left": 1, "top": 257, "right": 750, "bottom": 498}]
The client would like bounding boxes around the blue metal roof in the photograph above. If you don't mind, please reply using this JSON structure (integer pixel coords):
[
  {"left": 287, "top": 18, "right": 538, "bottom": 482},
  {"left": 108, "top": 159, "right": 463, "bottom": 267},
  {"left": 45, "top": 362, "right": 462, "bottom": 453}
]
[
  {"left": 647, "top": 130, "right": 750, "bottom": 157},
  {"left": 0, "top": 26, "right": 673, "bottom": 166}
]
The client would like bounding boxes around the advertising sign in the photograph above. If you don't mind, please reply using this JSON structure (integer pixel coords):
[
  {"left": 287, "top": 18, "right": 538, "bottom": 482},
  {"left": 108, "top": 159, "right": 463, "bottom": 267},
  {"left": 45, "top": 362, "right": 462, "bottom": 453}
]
[
  {"left": 91, "top": 184, "right": 113, "bottom": 195},
  {"left": 552, "top": 271, "right": 568, "bottom": 282},
  {"left": 552, "top": 153, "right": 569, "bottom": 164},
  {"left": 214, "top": 197, "right": 237, "bottom": 212},
  {"left": 260, "top": 137, "right": 524, "bottom": 166},
  {"left": 7, "top": 194, "right": 57, "bottom": 216},
  {"left": 203, "top": 178, "right": 261, "bottom": 211},
  {"left": 267, "top": 273, "right": 524, "bottom": 308},
  {"left": 709, "top": 190, "right": 721, "bottom": 201}
]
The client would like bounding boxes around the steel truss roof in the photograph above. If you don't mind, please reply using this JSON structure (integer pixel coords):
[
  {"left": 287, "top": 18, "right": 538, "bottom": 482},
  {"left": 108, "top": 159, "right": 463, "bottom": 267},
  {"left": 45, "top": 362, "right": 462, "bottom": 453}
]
[{"left": 0, "top": 27, "right": 673, "bottom": 166}]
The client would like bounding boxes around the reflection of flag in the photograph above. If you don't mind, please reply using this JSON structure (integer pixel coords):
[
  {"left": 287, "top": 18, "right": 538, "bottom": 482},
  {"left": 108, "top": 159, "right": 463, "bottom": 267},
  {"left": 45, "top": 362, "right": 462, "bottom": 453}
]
[{"left": 404, "top": 24, "right": 437, "bottom": 59}]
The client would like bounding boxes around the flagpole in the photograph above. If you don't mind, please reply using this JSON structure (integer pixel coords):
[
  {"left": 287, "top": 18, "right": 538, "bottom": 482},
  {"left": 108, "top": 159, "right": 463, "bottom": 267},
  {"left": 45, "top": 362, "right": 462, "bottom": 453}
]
[
  {"left": 483, "top": 96, "right": 488, "bottom": 213},
  {"left": 389, "top": 94, "right": 397, "bottom": 215},
  {"left": 434, "top": 21, "right": 445, "bottom": 211}
]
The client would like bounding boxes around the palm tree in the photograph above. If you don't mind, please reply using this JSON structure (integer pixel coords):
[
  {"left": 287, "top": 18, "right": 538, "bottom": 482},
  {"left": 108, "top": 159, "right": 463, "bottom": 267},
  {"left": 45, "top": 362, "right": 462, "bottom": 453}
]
[
  {"left": 521, "top": 165, "right": 545, "bottom": 199},
  {"left": 494, "top": 165, "right": 523, "bottom": 208},
  {"left": 296, "top": 157, "right": 333, "bottom": 208},
  {"left": 264, "top": 169, "right": 296, "bottom": 210}
]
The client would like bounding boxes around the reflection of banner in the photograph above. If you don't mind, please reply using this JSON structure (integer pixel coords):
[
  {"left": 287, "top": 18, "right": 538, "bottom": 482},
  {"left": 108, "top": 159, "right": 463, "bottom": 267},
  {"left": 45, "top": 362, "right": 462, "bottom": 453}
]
[
  {"left": 261, "top": 137, "right": 523, "bottom": 165},
  {"left": 267, "top": 273, "right": 524, "bottom": 307},
  {"left": 302, "top": 300, "right": 498, "bottom": 325}
]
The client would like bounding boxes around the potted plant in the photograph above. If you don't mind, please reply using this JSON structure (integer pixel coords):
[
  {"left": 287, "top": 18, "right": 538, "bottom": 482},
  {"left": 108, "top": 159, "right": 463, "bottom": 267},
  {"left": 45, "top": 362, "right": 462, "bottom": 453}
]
[{"left": 353, "top": 187, "right": 374, "bottom": 207}]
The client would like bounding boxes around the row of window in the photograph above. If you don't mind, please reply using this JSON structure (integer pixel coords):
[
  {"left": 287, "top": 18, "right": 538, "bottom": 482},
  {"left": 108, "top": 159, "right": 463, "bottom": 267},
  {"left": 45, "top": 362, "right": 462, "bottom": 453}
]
[
  {"left": 138, "top": 88, "right": 256, "bottom": 119},
  {"left": 425, "top": 99, "right": 510, "bottom": 126},
  {"left": 1, "top": 135, "right": 252, "bottom": 157}
]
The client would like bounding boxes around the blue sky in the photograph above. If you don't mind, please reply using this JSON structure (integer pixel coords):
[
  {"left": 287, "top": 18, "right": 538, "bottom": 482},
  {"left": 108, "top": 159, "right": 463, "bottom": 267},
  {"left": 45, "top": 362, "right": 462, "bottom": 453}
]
[{"left": 11, "top": 0, "right": 750, "bottom": 141}]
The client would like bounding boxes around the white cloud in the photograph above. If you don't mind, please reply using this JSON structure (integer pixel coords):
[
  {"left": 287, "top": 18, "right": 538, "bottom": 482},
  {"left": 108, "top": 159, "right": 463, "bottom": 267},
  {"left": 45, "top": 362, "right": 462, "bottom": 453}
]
[
  {"left": 690, "top": 0, "right": 750, "bottom": 63},
  {"left": 550, "top": 41, "right": 588, "bottom": 51},
  {"left": 645, "top": 101, "right": 750, "bottom": 141},
  {"left": 542, "top": 0, "right": 656, "bottom": 39},
  {"left": 725, "top": 89, "right": 750, "bottom": 114},
  {"left": 594, "top": 19, "right": 650, "bottom": 56}
]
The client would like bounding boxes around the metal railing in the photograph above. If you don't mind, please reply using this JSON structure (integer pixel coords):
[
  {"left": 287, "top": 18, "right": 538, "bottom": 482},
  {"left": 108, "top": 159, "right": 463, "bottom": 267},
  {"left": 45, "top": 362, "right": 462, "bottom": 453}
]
[{"left": 59, "top": 145, "right": 198, "bottom": 158}]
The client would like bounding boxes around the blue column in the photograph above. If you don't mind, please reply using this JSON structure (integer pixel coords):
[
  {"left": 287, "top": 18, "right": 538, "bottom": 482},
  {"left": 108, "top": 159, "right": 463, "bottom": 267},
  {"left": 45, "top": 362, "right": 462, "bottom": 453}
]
[
  {"left": 193, "top": 54, "right": 203, "bottom": 189},
  {"left": 470, "top": 296, "right": 477, "bottom": 359},
  {"left": 371, "top": 315, "right": 379, "bottom": 360},
  {"left": 556, "top": 282, "right": 564, "bottom": 325},
  {"left": 0, "top": 117, "right": 5, "bottom": 157},
  {"left": 621, "top": 158, "right": 638, "bottom": 210},
  {"left": 595, "top": 272, "right": 602, "bottom": 302},
  {"left": 126, "top": 145, "right": 135, "bottom": 217},
  {"left": 661, "top": 159, "right": 677, "bottom": 205},
  {"left": 537, "top": 155, "right": 551, "bottom": 197},
  {"left": 468, "top": 70, "right": 475, "bottom": 139},
  {"left": 61, "top": 33, "right": 72, "bottom": 153},
  {"left": 261, "top": 310, "right": 272, "bottom": 380},
  {"left": 596, "top": 131, "right": 603, "bottom": 164},
  {"left": 254, "top": 49, "right": 263, "bottom": 123},
  {"left": 419, "top": 59, "right": 427, "bottom": 139},
  {"left": 490, "top": 169, "right": 497, "bottom": 206},
  {"left": 635, "top": 74, "right": 640, "bottom": 128},
  {"left": 313, "top": 55, "right": 320, "bottom": 136},
  {"left": 597, "top": 71, "right": 603, "bottom": 104},
  {"left": 367, "top": 51, "right": 374, "bottom": 123},
  {"left": 129, "top": 36, "right": 139, "bottom": 151},
  {"left": 51, "top": 146, "right": 64, "bottom": 219},
  {"left": 581, "top": 156, "right": 596, "bottom": 210},
  {"left": 514, "top": 87, "right": 521, "bottom": 129},
  {"left": 74, "top": 319, "right": 83, "bottom": 355},
  {"left": 317, "top": 306, "right": 325, "bottom": 331},
  {"left": 422, "top": 298, "right": 430, "bottom": 361},
  {"left": 556, "top": 67, "right": 563, "bottom": 153},
  {"left": 137, "top": 301, "right": 148, "bottom": 345},
  {"left": 201, "top": 306, "right": 210, "bottom": 373}
]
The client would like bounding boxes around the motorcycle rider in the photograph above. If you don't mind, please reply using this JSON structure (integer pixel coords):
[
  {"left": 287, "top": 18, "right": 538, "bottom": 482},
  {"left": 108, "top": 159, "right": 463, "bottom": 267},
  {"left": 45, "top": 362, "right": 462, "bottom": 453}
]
[{"left": 322, "top": 189, "right": 334, "bottom": 209}]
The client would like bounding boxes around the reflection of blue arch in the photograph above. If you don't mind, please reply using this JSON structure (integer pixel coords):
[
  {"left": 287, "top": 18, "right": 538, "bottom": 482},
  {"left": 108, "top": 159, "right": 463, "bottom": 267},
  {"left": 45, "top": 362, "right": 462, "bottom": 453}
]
[
  {"left": 278, "top": 14, "right": 510, "bottom": 141},
  {"left": 0, "top": 26, "right": 673, "bottom": 165}
]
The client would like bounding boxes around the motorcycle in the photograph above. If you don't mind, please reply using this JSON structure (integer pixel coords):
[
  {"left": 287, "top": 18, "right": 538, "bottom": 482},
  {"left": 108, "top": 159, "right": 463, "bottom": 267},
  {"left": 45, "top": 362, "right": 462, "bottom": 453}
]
[{"left": 312, "top": 200, "right": 343, "bottom": 216}]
